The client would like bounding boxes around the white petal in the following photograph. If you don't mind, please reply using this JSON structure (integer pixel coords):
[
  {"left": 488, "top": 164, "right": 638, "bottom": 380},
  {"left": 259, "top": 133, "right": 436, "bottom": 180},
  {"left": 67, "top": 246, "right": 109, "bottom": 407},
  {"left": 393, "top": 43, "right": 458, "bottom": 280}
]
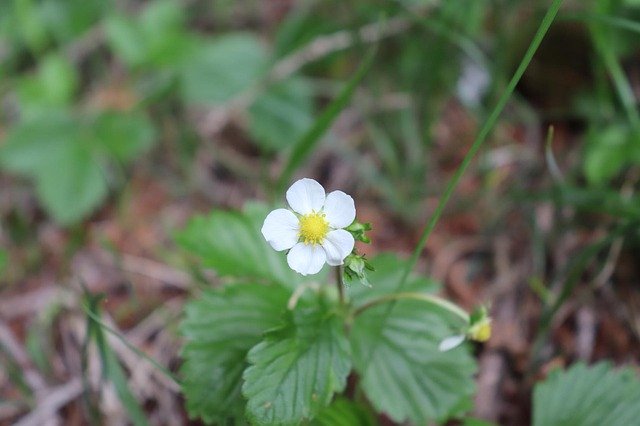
[
  {"left": 438, "top": 335, "right": 466, "bottom": 352},
  {"left": 323, "top": 190, "right": 355, "bottom": 229},
  {"left": 287, "top": 242, "right": 326, "bottom": 276},
  {"left": 321, "top": 229, "right": 354, "bottom": 266},
  {"left": 261, "top": 209, "right": 299, "bottom": 251},
  {"left": 286, "top": 178, "right": 325, "bottom": 215}
]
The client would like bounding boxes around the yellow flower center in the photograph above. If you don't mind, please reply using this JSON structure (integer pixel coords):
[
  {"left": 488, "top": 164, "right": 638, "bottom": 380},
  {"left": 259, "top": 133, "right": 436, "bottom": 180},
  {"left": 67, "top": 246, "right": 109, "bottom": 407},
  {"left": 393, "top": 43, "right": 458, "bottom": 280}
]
[{"left": 299, "top": 212, "right": 329, "bottom": 245}]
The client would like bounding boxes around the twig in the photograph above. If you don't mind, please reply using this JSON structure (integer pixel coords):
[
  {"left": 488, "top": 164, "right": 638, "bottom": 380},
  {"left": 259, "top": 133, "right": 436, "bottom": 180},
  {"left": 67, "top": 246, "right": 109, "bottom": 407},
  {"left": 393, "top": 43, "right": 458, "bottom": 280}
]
[{"left": 13, "top": 378, "right": 83, "bottom": 426}]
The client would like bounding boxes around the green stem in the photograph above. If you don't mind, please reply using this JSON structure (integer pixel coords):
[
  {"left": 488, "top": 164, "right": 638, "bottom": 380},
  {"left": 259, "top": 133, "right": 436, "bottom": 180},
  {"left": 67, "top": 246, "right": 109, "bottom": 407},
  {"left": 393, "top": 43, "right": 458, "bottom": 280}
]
[
  {"left": 397, "top": 0, "right": 563, "bottom": 294},
  {"left": 352, "top": 292, "right": 470, "bottom": 324},
  {"left": 335, "top": 266, "right": 345, "bottom": 305},
  {"left": 358, "top": 0, "right": 564, "bottom": 374}
]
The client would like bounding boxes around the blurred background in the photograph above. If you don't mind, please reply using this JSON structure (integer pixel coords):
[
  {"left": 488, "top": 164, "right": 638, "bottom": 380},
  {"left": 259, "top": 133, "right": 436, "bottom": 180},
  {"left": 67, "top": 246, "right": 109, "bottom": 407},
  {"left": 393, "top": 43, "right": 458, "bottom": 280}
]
[{"left": 1, "top": 0, "right": 640, "bottom": 424}]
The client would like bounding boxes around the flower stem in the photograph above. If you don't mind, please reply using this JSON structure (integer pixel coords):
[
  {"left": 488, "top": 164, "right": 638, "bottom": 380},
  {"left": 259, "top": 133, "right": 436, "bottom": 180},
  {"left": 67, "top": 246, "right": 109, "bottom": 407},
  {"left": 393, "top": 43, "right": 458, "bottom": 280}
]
[
  {"left": 352, "top": 292, "right": 470, "bottom": 325},
  {"left": 335, "top": 266, "right": 345, "bottom": 305}
]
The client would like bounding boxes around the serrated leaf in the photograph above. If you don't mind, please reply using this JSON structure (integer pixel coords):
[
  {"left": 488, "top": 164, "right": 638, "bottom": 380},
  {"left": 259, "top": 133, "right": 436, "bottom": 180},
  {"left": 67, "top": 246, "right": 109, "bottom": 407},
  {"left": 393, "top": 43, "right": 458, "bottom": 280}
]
[
  {"left": 314, "top": 397, "right": 377, "bottom": 426},
  {"left": 533, "top": 362, "right": 640, "bottom": 426},
  {"left": 349, "top": 254, "right": 476, "bottom": 424},
  {"left": 176, "top": 204, "right": 309, "bottom": 287},
  {"left": 242, "top": 291, "right": 351, "bottom": 425},
  {"left": 181, "top": 283, "right": 290, "bottom": 424},
  {"left": 248, "top": 77, "right": 314, "bottom": 151},
  {"left": 179, "top": 33, "right": 267, "bottom": 105}
]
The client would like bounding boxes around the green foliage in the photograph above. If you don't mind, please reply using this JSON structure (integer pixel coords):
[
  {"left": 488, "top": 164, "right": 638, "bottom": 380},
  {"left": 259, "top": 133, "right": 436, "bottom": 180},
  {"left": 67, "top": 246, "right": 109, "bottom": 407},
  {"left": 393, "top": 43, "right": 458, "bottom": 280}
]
[
  {"left": 105, "top": 0, "right": 192, "bottom": 68},
  {"left": 243, "top": 290, "right": 351, "bottom": 425},
  {"left": 180, "top": 283, "right": 290, "bottom": 423},
  {"left": 175, "top": 203, "right": 308, "bottom": 287},
  {"left": 179, "top": 33, "right": 267, "bottom": 105},
  {"left": 0, "top": 110, "right": 155, "bottom": 224},
  {"left": 17, "top": 53, "right": 78, "bottom": 115},
  {"left": 533, "top": 362, "right": 640, "bottom": 426},
  {"left": 349, "top": 255, "right": 476, "bottom": 424},
  {"left": 248, "top": 77, "right": 314, "bottom": 152},
  {"left": 314, "top": 397, "right": 376, "bottom": 426},
  {"left": 584, "top": 124, "right": 640, "bottom": 185}
]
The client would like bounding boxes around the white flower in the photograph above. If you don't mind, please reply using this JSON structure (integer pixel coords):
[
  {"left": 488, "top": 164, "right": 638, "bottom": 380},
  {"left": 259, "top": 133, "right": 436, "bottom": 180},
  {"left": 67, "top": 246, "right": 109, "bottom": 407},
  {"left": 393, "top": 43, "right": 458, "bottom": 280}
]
[{"left": 261, "top": 178, "right": 356, "bottom": 276}]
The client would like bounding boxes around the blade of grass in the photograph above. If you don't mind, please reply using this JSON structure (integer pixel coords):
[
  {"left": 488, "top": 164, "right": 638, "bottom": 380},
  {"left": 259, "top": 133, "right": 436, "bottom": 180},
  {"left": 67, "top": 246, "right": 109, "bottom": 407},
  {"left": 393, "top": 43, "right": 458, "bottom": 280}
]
[
  {"left": 590, "top": 20, "right": 640, "bottom": 129},
  {"left": 276, "top": 47, "right": 376, "bottom": 192},
  {"left": 81, "top": 302, "right": 180, "bottom": 386},
  {"left": 358, "top": 0, "right": 564, "bottom": 374},
  {"left": 562, "top": 13, "right": 640, "bottom": 36},
  {"left": 85, "top": 294, "right": 149, "bottom": 426},
  {"left": 529, "top": 222, "right": 632, "bottom": 368}
]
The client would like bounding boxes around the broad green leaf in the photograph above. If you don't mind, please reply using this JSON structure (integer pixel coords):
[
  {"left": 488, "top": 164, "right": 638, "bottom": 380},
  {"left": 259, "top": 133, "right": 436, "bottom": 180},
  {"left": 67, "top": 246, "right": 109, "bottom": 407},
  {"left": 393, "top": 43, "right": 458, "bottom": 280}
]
[
  {"left": 35, "top": 142, "right": 109, "bottom": 225},
  {"left": 349, "top": 255, "right": 476, "bottom": 424},
  {"left": 179, "top": 33, "right": 267, "bottom": 105},
  {"left": 0, "top": 112, "right": 76, "bottom": 175},
  {"left": 584, "top": 124, "right": 634, "bottom": 185},
  {"left": 18, "top": 53, "right": 78, "bottom": 114},
  {"left": 181, "top": 283, "right": 290, "bottom": 424},
  {"left": 105, "top": 15, "right": 148, "bottom": 67},
  {"left": 176, "top": 203, "right": 311, "bottom": 287},
  {"left": 242, "top": 291, "right": 351, "bottom": 425},
  {"left": 248, "top": 77, "right": 314, "bottom": 152},
  {"left": 533, "top": 362, "right": 640, "bottom": 426},
  {"left": 314, "top": 397, "right": 377, "bottom": 426},
  {"left": 93, "top": 111, "right": 156, "bottom": 162}
]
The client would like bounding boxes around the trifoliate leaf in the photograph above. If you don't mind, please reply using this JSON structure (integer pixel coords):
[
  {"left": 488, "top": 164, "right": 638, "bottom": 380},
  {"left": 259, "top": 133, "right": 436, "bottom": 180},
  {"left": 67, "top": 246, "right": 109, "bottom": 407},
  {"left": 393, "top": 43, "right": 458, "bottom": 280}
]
[
  {"left": 176, "top": 203, "right": 316, "bottom": 288},
  {"left": 248, "top": 77, "right": 314, "bottom": 152},
  {"left": 179, "top": 33, "right": 267, "bottom": 105},
  {"left": 349, "top": 254, "right": 476, "bottom": 424},
  {"left": 533, "top": 362, "right": 640, "bottom": 426},
  {"left": 0, "top": 110, "right": 156, "bottom": 225},
  {"left": 180, "top": 283, "right": 290, "bottom": 424},
  {"left": 242, "top": 291, "right": 351, "bottom": 425}
]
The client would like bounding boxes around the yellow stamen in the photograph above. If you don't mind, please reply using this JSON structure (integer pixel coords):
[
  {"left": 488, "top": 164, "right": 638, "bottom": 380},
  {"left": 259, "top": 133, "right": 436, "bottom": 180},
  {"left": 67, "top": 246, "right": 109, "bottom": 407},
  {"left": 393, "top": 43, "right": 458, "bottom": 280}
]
[{"left": 299, "top": 212, "right": 329, "bottom": 245}]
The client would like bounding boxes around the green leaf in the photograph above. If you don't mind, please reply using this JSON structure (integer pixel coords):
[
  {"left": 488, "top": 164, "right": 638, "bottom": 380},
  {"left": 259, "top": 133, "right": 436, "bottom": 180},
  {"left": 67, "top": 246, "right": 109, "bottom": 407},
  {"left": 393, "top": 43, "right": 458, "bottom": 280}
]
[
  {"left": 349, "top": 255, "right": 476, "bottom": 424},
  {"left": 176, "top": 203, "right": 309, "bottom": 287},
  {"left": 179, "top": 33, "right": 267, "bottom": 105},
  {"left": 0, "top": 112, "right": 76, "bottom": 175},
  {"left": 584, "top": 124, "right": 633, "bottom": 185},
  {"left": 181, "top": 283, "right": 290, "bottom": 424},
  {"left": 34, "top": 141, "right": 109, "bottom": 225},
  {"left": 242, "top": 291, "right": 351, "bottom": 425},
  {"left": 93, "top": 111, "right": 156, "bottom": 162},
  {"left": 314, "top": 397, "right": 377, "bottom": 426},
  {"left": 18, "top": 53, "right": 78, "bottom": 114},
  {"left": 105, "top": 15, "right": 148, "bottom": 67},
  {"left": 248, "top": 77, "right": 314, "bottom": 152},
  {"left": 533, "top": 362, "right": 640, "bottom": 426}
]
